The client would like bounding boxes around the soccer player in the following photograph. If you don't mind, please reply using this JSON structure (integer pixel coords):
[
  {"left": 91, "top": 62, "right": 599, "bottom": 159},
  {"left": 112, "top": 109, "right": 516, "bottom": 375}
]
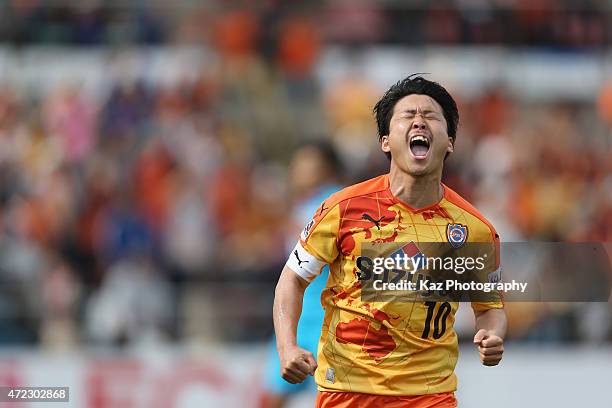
[
  {"left": 273, "top": 75, "right": 507, "bottom": 407},
  {"left": 261, "top": 142, "right": 343, "bottom": 408}
]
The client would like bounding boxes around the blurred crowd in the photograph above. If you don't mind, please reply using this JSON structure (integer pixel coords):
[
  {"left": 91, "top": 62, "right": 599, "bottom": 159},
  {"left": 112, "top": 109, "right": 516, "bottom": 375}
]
[
  {"left": 0, "top": 3, "right": 611, "bottom": 350},
  {"left": 1, "top": 0, "right": 612, "bottom": 48}
]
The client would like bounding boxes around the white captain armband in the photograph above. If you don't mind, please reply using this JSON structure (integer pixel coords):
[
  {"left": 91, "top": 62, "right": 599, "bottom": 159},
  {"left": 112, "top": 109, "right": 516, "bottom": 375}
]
[{"left": 286, "top": 242, "right": 326, "bottom": 282}]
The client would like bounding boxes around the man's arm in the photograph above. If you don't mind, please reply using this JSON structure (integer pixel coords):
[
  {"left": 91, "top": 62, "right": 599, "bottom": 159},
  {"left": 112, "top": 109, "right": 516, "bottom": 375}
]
[
  {"left": 473, "top": 308, "right": 507, "bottom": 366},
  {"left": 273, "top": 265, "right": 318, "bottom": 384}
]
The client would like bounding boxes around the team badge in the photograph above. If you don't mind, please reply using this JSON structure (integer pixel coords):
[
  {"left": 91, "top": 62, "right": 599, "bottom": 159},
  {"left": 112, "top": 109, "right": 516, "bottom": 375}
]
[
  {"left": 301, "top": 219, "right": 315, "bottom": 240},
  {"left": 446, "top": 223, "right": 468, "bottom": 248}
]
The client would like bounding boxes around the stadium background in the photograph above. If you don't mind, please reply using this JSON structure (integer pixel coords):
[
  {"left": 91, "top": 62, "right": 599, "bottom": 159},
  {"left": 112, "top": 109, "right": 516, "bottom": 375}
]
[{"left": 0, "top": 1, "right": 610, "bottom": 407}]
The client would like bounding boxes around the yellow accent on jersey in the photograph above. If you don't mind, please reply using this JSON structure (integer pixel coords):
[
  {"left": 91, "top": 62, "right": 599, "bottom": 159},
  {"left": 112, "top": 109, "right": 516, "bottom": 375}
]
[{"left": 298, "top": 174, "right": 503, "bottom": 396}]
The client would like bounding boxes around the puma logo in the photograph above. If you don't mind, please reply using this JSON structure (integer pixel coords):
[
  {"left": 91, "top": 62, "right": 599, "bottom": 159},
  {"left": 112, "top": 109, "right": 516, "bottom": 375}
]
[
  {"left": 294, "top": 250, "right": 309, "bottom": 267},
  {"left": 319, "top": 201, "right": 328, "bottom": 215},
  {"left": 362, "top": 213, "right": 385, "bottom": 230}
]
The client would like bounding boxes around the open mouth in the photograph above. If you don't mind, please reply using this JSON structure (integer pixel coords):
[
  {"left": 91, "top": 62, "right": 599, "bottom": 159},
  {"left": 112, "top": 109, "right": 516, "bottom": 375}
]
[{"left": 409, "top": 134, "right": 430, "bottom": 159}]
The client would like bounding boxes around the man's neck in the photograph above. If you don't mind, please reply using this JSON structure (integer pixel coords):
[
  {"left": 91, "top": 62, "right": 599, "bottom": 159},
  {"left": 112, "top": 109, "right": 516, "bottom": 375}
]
[{"left": 388, "top": 165, "right": 443, "bottom": 209}]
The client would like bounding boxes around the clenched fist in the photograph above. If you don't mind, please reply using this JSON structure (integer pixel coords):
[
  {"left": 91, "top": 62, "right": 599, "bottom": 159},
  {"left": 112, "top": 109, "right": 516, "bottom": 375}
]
[
  {"left": 278, "top": 345, "right": 317, "bottom": 384},
  {"left": 473, "top": 329, "right": 504, "bottom": 366}
]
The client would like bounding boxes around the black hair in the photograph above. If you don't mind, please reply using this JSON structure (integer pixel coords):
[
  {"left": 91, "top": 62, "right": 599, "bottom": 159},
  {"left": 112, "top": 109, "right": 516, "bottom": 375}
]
[{"left": 373, "top": 74, "right": 459, "bottom": 160}]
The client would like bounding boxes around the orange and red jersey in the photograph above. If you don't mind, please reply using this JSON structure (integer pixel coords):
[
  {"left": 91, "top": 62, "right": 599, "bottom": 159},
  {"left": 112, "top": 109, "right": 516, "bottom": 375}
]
[{"left": 285, "top": 174, "right": 503, "bottom": 396}]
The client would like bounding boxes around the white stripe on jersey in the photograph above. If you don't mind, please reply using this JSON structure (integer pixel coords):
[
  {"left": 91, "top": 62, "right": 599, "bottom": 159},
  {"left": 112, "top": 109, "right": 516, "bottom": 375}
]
[{"left": 286, "top": 242, "right": 326, "bottom": 282}]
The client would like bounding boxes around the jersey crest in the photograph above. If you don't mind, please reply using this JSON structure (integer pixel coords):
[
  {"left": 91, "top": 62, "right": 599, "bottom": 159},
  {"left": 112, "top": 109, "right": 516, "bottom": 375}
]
[{"left": 446, "top": 223, "right": 468, "bottom": 248}]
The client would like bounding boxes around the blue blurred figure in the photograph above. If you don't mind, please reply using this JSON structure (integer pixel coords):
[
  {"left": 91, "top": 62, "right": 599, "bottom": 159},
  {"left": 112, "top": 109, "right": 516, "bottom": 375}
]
[{"left": 261, "top": 142, "right": 343, "bottom": 408}]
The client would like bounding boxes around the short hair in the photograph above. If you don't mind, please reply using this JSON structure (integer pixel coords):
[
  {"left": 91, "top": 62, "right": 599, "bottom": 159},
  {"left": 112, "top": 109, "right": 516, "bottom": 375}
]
[{"left": 373, "top": 75, "right": 459, "bottom": 160}]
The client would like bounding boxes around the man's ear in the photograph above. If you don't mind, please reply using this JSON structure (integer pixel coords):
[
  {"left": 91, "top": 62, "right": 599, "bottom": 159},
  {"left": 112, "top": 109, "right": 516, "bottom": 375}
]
[
  {"left": 381, "top": 135, "right": 391, "bottom": 153},
  {"left": 447, "top": 137, "right": 454, "bottom": 154}
]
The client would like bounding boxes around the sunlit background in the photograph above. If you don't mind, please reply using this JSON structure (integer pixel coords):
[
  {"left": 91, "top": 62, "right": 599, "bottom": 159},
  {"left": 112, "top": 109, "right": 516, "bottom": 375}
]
[{"left": 0, "top": 1, "right": 611, "bottom": 407}]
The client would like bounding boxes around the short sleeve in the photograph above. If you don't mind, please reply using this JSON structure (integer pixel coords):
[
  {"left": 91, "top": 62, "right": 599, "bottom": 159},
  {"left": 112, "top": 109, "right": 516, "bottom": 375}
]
[
  {"left": 285, "top": 202, "right": 341, "bottom": 281},
  {"left": 470, "top": 229, "right": 504, "bottom": 313}
]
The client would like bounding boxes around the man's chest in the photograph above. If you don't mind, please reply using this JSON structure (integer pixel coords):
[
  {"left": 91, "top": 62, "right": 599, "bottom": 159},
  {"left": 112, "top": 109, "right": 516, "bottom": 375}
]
[{"left": 338, "top": 203, "right": 457, "bottom": 256}]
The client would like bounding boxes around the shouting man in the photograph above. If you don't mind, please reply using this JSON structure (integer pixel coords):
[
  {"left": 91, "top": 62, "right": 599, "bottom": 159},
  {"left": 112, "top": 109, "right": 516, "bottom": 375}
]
[{"left": 273, "top": 75, "right": 507, "bottom": 408}]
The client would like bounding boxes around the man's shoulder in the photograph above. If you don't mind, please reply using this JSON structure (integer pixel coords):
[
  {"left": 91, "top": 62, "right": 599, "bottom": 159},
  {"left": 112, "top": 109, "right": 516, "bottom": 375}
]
[
  {"left": 324, "top": 174, "right": 389, "bottom": 209},
  {"left": 303, "top": 175, "right": 388, "bottom": 235},
  {"left": 443, "top": 184, "right": 498, "bottom": 241}
]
